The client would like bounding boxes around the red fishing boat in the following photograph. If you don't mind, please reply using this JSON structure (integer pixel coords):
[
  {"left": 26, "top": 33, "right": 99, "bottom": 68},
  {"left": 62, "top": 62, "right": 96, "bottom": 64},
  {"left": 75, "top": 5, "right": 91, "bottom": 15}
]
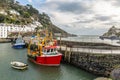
[{"left": 27, "top": 32, "right": 62, "bottom": 66}]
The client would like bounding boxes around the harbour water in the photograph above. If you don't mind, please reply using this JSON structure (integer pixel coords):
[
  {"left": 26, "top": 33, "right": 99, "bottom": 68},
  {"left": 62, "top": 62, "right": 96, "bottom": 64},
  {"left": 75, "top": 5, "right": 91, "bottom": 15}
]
[
  {"left": 61, "top": 35, "right": 105, "bottom": 43},
  {"left": 60, "top": 35, "right": 120, "bottom": 46},
  {"left": 0, "top": 43, "right": 97, "bottom": 80}
]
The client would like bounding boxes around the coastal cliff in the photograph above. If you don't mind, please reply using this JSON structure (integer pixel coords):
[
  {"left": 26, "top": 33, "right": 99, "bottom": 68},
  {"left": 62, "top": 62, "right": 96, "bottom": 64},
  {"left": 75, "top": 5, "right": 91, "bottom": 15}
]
[{"left": 102, "top": 26, "right": 120, "bottom": 38}]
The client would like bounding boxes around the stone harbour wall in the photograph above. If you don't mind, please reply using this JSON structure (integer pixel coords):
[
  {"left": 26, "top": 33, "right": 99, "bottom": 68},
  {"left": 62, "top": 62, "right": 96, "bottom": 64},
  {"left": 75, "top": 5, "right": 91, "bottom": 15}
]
[{"left": 60, "top": 50, "right": 120, "bottom": 77}]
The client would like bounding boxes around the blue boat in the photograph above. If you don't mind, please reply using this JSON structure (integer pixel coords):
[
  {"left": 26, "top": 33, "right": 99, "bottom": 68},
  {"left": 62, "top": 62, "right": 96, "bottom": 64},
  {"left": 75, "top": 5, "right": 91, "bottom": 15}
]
[{"left": 12, "top": 34, "right": 26, "bottom": 49}]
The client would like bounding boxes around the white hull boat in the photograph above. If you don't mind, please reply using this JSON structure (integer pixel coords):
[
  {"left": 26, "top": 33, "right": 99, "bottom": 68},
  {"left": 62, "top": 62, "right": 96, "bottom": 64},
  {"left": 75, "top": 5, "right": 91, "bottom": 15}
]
[{"left": 11, "top": 61, "right": 28, "bottom": 70}]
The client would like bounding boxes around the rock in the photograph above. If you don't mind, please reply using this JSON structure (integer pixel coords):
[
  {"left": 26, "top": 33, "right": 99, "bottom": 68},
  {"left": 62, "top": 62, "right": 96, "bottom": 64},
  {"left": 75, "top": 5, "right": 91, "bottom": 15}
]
[
  {"left": 101, "top": 26, "right": 120, "bottom": 39},
  {"left": 111, "top": 68, "right": 120, "bottom": 80}
]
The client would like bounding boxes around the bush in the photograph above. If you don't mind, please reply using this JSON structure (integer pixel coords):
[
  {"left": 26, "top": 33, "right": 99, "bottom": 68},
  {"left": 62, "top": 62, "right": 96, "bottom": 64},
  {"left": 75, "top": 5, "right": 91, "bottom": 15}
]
[{"left": 0, "top": 14, "right": 5, "bottom": 23}]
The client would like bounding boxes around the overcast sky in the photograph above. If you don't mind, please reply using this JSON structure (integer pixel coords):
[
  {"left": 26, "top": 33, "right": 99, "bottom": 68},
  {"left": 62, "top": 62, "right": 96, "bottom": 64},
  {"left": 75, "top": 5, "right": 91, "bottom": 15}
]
[{"left": 16, "top": 0, "right": 120, "bottom": 35}]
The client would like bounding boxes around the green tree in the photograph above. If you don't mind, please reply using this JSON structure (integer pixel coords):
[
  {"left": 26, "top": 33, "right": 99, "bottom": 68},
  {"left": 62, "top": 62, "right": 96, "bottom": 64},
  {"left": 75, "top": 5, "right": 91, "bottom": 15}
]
[
  {"left": 35, "top": 26, "right": 40, "bottom": 33},
  {"left": 26, "top": 4, "right": 39, "bottom": 15},
  {"left": 23, "top": 12, "right": 30, "bottom": 18},
  {"left": 0, "top": 14, "right": 5, "bottom": 23}
]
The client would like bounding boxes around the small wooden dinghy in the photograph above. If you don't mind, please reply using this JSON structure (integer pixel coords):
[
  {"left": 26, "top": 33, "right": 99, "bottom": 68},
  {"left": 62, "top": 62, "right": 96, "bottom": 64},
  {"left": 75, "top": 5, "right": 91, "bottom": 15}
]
[{"left": 10, "top": 61, "right": 28, "bottom": 70}]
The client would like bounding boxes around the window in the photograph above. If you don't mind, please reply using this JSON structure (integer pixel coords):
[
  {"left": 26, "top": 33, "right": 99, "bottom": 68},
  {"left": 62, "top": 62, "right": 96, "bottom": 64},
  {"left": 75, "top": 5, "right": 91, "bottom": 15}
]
[
  {"left": 51, "top": 49, "right": 53, "bottom": 52},
  {"left": 47, "top": 49, "right": 50, "bottom": 53}
]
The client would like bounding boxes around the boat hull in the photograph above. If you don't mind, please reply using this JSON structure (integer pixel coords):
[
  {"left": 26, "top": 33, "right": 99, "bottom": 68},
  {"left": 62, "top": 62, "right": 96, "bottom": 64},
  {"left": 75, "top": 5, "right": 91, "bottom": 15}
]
[
  {"left": 28, "top": 54, "right": 62, "bottom": 66},
  {"left": 11, "top": 61, "right": 28, "bottom": 70},
  {"left": 11, "top": 65, "right": 27, "bottom": 70},
  {"left": 12, "top": 44, "right": 26, "bottom": 49}
]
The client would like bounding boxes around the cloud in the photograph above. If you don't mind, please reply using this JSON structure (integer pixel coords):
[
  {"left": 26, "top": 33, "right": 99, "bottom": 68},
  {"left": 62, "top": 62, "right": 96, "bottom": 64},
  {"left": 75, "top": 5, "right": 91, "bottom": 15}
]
[
  {"left": 39, "top": 1, "right": 94, "bottom": 24},
  {"left": 26, "top": 0, "right": 120, "bottom": 35},
  {"left": 57, "top": 2, "right": 89, "bottom": 14},
  {"left": 95, "top": 16, "right": 111, "bottom": 21},
  {"left": 28, "top": 0, "right": 32, "bottom": 3},
  {"left": 75, "top": 20, "right": 94, "bottom": 23},
  {"left": 111, "top": 0, "right": 120, "bottom": 6}
]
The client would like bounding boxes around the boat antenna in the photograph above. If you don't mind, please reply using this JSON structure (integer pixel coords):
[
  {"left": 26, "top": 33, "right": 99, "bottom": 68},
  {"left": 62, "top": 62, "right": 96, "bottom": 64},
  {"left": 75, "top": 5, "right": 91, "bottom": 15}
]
[{"left": 49, "top": 32, "right": 53, "bottom": 41}]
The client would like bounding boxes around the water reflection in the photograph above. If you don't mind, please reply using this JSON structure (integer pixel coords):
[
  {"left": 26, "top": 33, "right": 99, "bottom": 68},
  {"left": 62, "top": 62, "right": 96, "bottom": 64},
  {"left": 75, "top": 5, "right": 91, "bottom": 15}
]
[{"left": 27, "top": 60, "right": 62, "bottom": 80}]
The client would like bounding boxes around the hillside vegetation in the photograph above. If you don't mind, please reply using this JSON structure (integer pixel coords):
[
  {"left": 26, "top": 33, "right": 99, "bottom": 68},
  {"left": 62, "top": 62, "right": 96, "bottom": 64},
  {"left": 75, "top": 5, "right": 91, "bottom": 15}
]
[{"left": 0, "top": 0, "right": 71, "bottom": 36}]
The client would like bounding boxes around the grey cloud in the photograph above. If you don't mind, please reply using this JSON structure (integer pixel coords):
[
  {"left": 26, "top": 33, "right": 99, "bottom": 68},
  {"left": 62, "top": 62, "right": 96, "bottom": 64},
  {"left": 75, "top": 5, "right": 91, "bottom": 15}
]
[
  {"left": 112, "top": 0, "right": 120, "bottom": 7},
  {"left": 39, "top": 1, "right": 92, "bottom": 14},
  {"left": 105, "top": 0, "right": 120, "bottom": 7},
  {"left": 57, "top": 2, "right": 89, "bottom": 14},
  {"left": 103, "top": 21, "right": 118, "bottom": 25},
  {"left": 95, "top": 16, "right": 111, "bottom": 21},
  {"left": 73, "top": 19, "right": 94, "bottom": 24}
]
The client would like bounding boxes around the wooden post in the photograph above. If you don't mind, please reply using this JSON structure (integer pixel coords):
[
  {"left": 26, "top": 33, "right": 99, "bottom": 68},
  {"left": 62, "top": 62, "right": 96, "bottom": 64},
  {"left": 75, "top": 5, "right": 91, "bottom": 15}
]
[
  {"left": 65, "top": 45, "right": 67, "bottom": 61},
  {"left": 68, "top": 46, "right": 72, "bottom": 62},
  {"left": 67, "top": 43, "right": 72, "bottom": 62},
  {"left": 60, "top": 34, "right": 61, "bottom": 51},
  {"left": 77, "top": 47, "right": 78, "bottom": 52}
]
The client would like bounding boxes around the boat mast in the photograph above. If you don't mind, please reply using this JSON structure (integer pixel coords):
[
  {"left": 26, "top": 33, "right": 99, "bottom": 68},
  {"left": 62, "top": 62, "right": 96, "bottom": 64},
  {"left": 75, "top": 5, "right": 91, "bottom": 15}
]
[
  {"left": 27, "top": 39, "right": 32, "bottom": 54},
  {"left": 39, "top": 44, "right": 43, "bottom": 56}
]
